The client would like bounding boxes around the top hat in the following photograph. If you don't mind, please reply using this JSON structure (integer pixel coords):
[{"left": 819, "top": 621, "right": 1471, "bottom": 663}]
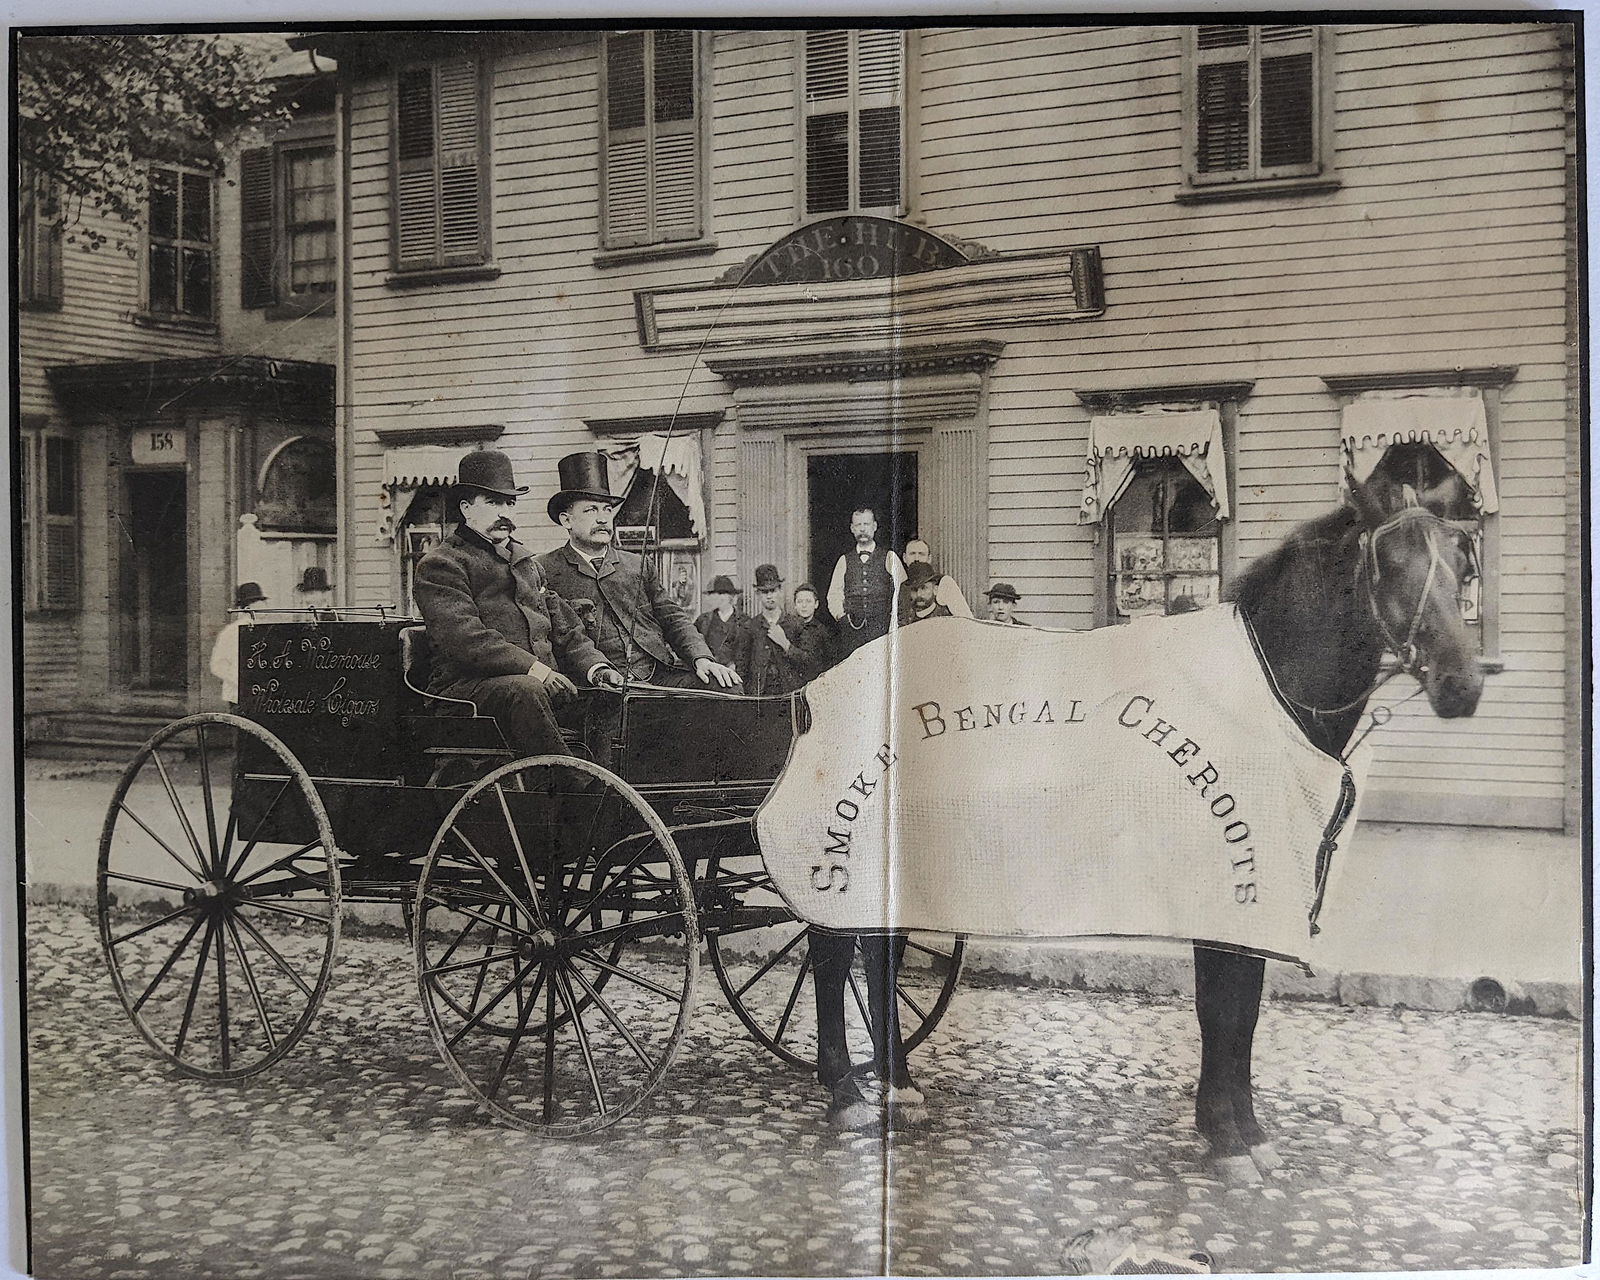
[
  {"left": 234, "top": 582, "right": 268, "bottom": 609},
  {"left": 985, "top": 581, "right": 1021, "bottom": 603},
  {"left": 548, "top": 451, "right": 616, "bottom": 523},
  {"left": 296, "top": 566, "right": 331, "bottom": 594},
  {"left": 753, "top": 564, "right": 783, "bottom": 591},
  {"left": 904, "top": 561, "right": 940, "bottom": 589},
  {"left": 455, "top": 449, "right": 529, "bottom": 501},
  {"left": 705, "top": 574, "right": 740, "bottom": 596}
]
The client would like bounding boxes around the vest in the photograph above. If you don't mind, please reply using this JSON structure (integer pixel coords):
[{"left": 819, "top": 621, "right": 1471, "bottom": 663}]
[{"left": 843, "top": 547, "right": 895, "bottom": 625}]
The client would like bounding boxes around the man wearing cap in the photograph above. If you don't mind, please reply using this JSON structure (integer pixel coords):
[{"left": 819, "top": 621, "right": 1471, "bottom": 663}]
[
  {"left": 210, "top": 582, "right": 268, "bottom": 707},
  {"left": 826, "top": 506, "right": 906, "bottom": 657},
  {"left": 897, "top": 561, "right": 955, "bottom": 626},
  {"left": 695, "top": 574, "right": 749, "bottom": 673},
  {"left": 413, "top": 449, "right": 624, "bottom": 759},
  {"left": 739, "top": 564, "right": 807, "bottom": 695},
  {"left": 537, "top": 451, "right": 739, "bottom": 690},
  {"left": 984, "top": 582, "right": 1030, "bottom": 626},
  {"left": 901, "top": 538, "right": 972, "bottom": 619}
]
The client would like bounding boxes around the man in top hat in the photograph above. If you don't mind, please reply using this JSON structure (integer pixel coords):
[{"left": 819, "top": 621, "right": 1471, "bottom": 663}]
[
  {"left": 984, "top": 581, "right": 1029, "bottom": 625},
  {"left": 901, "top": 538, "right": 972, "bottom": 619},
  {"left": 898, "top": 560, "right": 955, "bottom": 627},
  {"left": 695, "top": 574, "right": 748, "bottom": 672},
  {"left": 537, "top": 451, "right": 739, "bottom": 690},
  {"left": 827, "top": 506, "right": 906, "bottom": 657},
  {"left": 413, "top": 449, "right": 624, "bottom": 759},
  {"left": 739, "top": 564, "right": 807, "bottom": 695},
  {"left": 210, "top": 582, "right": 268, "bottom": 707}
]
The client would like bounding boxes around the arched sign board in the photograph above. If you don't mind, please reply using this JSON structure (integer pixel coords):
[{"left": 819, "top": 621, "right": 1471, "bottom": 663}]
[{"left": 738, "top": 215, "right": 969, "bottom": 287}]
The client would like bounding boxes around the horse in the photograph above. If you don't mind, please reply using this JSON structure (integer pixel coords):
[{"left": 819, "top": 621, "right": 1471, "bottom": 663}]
[{"left": 808, "top": 469, "right": 1485, "bottom": 1168}]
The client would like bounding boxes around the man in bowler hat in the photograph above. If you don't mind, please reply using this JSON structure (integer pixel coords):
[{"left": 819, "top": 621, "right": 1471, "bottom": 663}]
[
  {"left": 984, "top": 581, "right": 1029, "bottom": 625},
  {"left": 695, "top": 574, "right": 748, "bottom": 672},
  {"left": 537, "top": 451, "right": 739, "bottom": 689},
  {"left": 740, "top": 564, "right": 807, "bottom": 695},
  {"left": 897, "top": 560, "right": 955, "bottom": 627},
  {"left": 413, "top": 449, "right": 624, "bottom": 759}
]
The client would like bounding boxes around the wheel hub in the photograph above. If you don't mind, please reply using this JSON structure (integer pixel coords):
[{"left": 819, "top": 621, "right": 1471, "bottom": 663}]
[{"left": 519, "top": 928, "right": 559, "bottom": 961}]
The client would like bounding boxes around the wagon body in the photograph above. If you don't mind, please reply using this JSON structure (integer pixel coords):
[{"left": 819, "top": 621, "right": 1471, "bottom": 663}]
[{"left": 96, "top": 616, "right": 963, "bottom": 1132}]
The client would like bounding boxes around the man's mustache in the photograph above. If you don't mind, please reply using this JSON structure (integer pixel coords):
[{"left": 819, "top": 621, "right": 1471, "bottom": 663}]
[{"left": 492, "top": 519, "right": 516, "bottom": 532}]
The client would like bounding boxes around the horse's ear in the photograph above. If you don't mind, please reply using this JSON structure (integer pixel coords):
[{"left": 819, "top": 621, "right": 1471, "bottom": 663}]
[{"left": 1346, "top": 470, "right": 1392, "bottom": 529}]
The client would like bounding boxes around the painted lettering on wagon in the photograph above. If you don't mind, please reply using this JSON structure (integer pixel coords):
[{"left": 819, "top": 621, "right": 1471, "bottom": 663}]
[
  {"left": 248, "top": 677, "right": 383, "bottom": 723},
  {"left": 245, "top": 634, "right": 384, "bottom": 672},
  {"left": 911, "top": 698, "right": 1086, "bottom": 738},
  {"left": 1117, "top": 695, "right": 1258, "bottom": 905},
  {"left": 809, "top": 743, "right": 898, "bottom": 895}
]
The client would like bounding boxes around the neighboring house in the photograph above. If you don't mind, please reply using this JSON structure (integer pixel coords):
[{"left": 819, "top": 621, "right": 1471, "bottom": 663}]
[
  {"left": 19, "top": 36, "right": 339, "bottom": 751},
  {"left": 303, "top": 23, "right": 1580, "bottom": 834}
]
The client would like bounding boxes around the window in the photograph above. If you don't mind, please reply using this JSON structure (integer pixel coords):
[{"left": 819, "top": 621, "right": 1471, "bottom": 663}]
[
  {"left": 256, "top": 437, "right": 337, "bottom": 533},
  {"left": 397, "top": 487, "right": 450, "bottom": 617},
  {"left": 392, "top": 59, "right": 490, "bottom": 272},
  {"left": 1367, "top": 442, "right": 1483, "bottom": 627},
  {"left": 147, "top": 164, "right": 215, "bottom": 319},
  {"left": 241, "top": 143, "right": 337, "bottom": 310},
  {"left": 1108, "top": 459, "right": 1223, "bottom": 622},
  {"left": 602, "top": 31, "right": 704, "bottom": 249},
  {"left": 19, "top": 166, "right": 62, "bottom": 308},
  {"left": 21, "top": 432, "right": 80, "bottom": 612},
  {"left": 801, "top": 29, "right": 906, "bottom": 215},
  {"left": 1184, "top": 25, "right": 1330, "bottom": 193}
]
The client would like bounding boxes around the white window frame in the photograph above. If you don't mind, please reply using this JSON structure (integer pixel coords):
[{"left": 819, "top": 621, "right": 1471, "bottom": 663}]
[
  {"left": 145, "top": 161, "right": 217, "bottom": 321},
  {"left": 795, "top": 28, "right": 913, "bottom": 219}
]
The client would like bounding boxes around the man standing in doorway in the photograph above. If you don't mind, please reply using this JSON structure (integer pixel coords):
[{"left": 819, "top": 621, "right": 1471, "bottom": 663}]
[
  {"left": 902, "top": 538, "right": 972, "bottom": 619},
  {"left": 826, "top": 506, "right": 906, "bottom": 657},
  {"left": 537, "top": 451, "right": 739, "bottom": 690}
]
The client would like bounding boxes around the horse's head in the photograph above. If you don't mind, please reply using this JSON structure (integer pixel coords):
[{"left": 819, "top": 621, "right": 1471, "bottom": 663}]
[{"left": 1347, "top": 473, "right": 1484, "bottom": 718}]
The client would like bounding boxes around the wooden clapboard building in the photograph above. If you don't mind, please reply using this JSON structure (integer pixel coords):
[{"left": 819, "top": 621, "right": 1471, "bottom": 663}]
[
  {"left": 308, "top": 23, "right": 1581, "bottom": 831},
  {"left": 19, "top": 37, "right": 338, "bottom": 752}
]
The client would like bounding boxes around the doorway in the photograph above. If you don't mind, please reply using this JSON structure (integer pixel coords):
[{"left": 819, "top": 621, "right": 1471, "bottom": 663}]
[
  {"left": 119, "top": 470, "right": 189, "bottom": 693},
  {"left": 805, "top": 452, "right": 919, "bottom": 599}
]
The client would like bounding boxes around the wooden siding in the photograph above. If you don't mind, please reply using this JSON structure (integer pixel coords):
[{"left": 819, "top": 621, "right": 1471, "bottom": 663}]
[{"left": 338, "top": 23, "right": 1577, "bottom": 828}]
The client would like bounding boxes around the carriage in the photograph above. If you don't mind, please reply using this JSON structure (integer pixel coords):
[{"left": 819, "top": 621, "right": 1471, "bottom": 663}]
[{"left": 95, "top": 613, "right": 964, "bottom": 1135}]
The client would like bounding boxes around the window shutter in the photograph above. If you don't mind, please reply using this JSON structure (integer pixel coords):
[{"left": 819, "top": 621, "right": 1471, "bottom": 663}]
[
  {"left": 652, "top": 31, "right": 699, "bottom": 241},
  {"left": 604, "top": 33, "right": 650, "bottom": 248},
  {"left": 1258, "top": 27, "right": 1316, "bottom": 170},
  {"left": 435, "top": 60, "right": 484, "bottom": 262},
  {"left": 804, "top": 30, "right": 851, "bottom": 214},
  {"left": 239, "top": 147, "right": 276, "bottom": 308},
  {"left": 1197, "top": 62, "right": 1250, "bottom": 173},
  {"left": 804, "top": 30, "right": 849, "bottom": 102},
  {"left": 42, "top": 437, "right": 79, "bottom": 611},
  {"left": 855, "top": 31, "right": 903, "bottom": 210}
]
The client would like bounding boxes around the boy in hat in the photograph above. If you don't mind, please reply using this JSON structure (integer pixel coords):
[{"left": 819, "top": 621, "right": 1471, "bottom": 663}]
[
  {"left": 740, "top": 564, "right": 807, "bottom": 695},
  {"left": 413, "top": 449, "right": 624, "bottom": 759},
  {"left": 695, "top": 574, "right": 748, "bottom": 672},
  {"left": 785, "top": 582, "right": 837, "bottom": 680},
  {"left": 209, "top": 582, "right": 267, "bottom": 707},
  {"left": 898, "top": 560, "right": 954, "bottom": 626},
  {"left": 537, "top": 451, "right": 739, "bottom": 690},
  {"left": 984, "top": 581, "right": 1029, "bottom": 625}
]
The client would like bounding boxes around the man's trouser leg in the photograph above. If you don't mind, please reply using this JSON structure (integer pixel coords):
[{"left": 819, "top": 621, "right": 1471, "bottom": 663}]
[{"left": 439, "top": 674, "right": 570, "bottom": 758}]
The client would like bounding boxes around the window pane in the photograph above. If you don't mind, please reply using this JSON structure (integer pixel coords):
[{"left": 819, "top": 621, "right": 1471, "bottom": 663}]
[
  {"left": 289, "top": 228, "right": 337, "bottom": 292},
  {"left": 653, "top": 30, "right": 695, "bottom": 123},
  {"left": 149, "top": 167, "right": 178, "bottom": 240},
  {"left": 149, "top": 242, "right": 178, "bottom": 312},
  {"left": 1260, "top": 53, "right": 1315, "bottom": 167},
  {"left": 180, "top": 172, "right": 212, "bottom": 242},
  {"left": 181, "top": 247, "right": 213, "bottom": 318},
  {"left": 858, "top": 106, "right": 901, "bottom": 207},
  {"left": 287, "top": 148, "right": 336, "bottom": 225},
  {"left": 45, "top": 437, "right": 77, "bottom": 515},
  {"left": 397, "top": 67, "right": 435, "bottom": 160},
  {"left": 607, "top": 33, "right": 647, "bottom": 133},
  {"left": 1197, "top": 62, "right": 1250, "bottom": 173},
  {"left": 805, "top": 112, "right": 850, "bottom": 214}
]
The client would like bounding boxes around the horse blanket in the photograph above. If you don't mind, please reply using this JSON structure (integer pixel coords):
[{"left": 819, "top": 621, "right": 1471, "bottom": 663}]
[{"left": 755, "top": 607, "right": 1360, "bottom": 964}]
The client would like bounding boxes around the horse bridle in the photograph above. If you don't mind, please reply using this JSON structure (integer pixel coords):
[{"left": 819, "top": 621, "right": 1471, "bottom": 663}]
[{"left": 1355, "top": 505, "right": 1473, "bottom": 677}]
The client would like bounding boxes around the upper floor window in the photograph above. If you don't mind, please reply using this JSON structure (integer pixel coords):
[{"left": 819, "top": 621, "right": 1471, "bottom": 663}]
[
  {"left": 392, "top": 59, "right": 490, "bottom": 273},
  {"left": 19, "top": 166, "right": 63, "bottom": 309},
  {"left": 602, "top": 31, "right": 704, "bottom": 249},
  {"left": 1183, "top": 25, "right": 1332, "bottom": 196},
  {"left": 147, "top": 163, "right": 215, "bottom": 320},
  {"left": 241, "top": 142, "right": 337, "bottom": 311},
  {"left": 801, "top": 29, "right": 906, "bottom": 216}
]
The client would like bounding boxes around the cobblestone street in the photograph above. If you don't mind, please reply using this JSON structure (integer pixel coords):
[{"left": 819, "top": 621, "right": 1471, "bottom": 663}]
[{"left": 25, "top": 905, "right": 1583, "bottom": 1278}]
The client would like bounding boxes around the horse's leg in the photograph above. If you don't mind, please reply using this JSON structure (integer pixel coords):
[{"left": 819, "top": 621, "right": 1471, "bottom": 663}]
[
  {"left": 862, "top": 932, "right": 923, "bottom": 1104},
  {"left": 1193, "top": 945, "right": 1268, "bottom": 1166},
  {"left": 811, "top": 930, "right": 875, "bottom": 1128}
]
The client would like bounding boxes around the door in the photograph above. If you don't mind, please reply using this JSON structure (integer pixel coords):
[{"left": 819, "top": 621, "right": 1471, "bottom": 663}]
[
  {"left": 806, "top": 452, "right": 919, "bottom": 607},
  {"left": 119, "top": 470, "right": 189, "bottom": 693}
]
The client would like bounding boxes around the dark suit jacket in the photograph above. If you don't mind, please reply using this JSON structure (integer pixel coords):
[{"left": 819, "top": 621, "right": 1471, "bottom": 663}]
[
  {"left": 741, "top": 612, "right": 806, "bottom": 696},
  {"left": 414, "top": 528, "right": 607, "bottom": 692},
  {"left": 784, "top": 614, "right": 836, "bottom": 681},
  {"left": 536, "top": 543, "right": 712, "bottom": 674}
]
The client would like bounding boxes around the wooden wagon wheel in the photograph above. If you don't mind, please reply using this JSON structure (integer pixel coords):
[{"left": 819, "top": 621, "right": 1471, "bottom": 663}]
[
  {"left": 706, "top": 919, "right": 965, "bottom": 1072},
  {"left": 415, "top": 756, "right": 699, "bottom": 1135},
  {"left": 97, "top": 713, "right": 341, "bottom": 1081}
]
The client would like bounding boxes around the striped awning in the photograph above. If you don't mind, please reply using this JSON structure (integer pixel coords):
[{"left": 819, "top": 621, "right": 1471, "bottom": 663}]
[
  {"left": 384, "top": 445, "right": 460, "bottom": 489},
  {"left": 1079, "top": 408, "right": 1230, "bottom": 524}
]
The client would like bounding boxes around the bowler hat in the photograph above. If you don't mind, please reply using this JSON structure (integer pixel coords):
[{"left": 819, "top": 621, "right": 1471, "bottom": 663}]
[
  {"left": 456, "top": 449, "right": 529, "bottom": 500},
  {"left": 705, "top": 574, "right": 740, "bottom": 595},
  {"left": 548, "top": 451, "right": 617, "bottom": 523},
  {"left": 985, "top": 581, "right": 1021, "bottom": 603},
  {"left": 904, "top": 561, "right": 939, "bottom": 589},
  {"left": 753, "top": 564, "right": 783, "bottom": 590},
  {"left": 234, "top": 582, "right": 267, "bottom": 609},
  {"left": 296, "top": 566, "right": 331, "bottom": 594}
]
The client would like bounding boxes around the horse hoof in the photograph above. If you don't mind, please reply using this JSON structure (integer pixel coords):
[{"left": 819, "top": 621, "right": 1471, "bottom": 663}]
[
  {"left": 1212, "top": 1153, "right": 1262, "bottom": 1185},
  {"left": 889, "top": 1100, "right": 929, "bottom": 1128},
  {"left": 826, "top": 1080, "right": 880, "bottom": 1131},
  {"left": 889, "top": 1082, "right": 925, "bottom": 1107},
  {"left": 1249, "top": 1141, "right": 1284, "bottom": 1173}
]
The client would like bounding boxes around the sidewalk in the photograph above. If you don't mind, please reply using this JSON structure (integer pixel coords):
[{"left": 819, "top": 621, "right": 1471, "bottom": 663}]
[{"left": 19, "top": 762, "right": 1584, "bottom": 1017}]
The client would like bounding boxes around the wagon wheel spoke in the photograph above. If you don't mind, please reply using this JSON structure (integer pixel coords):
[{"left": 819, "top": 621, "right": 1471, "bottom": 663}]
[
  {"left": 151, "top": 749, "right": 210, "bottom": 876},
  {"left": 215, "top": 913, "right": 232, "bottom": 1071},
  {"left": 847, "top": 967, "right": 871, "bottom": 1028},
  {"left": 571, "top": 950, "right": 681, "bottom": 1003},
  {"left": 493, "top": 785, "right": 547, "bottom": 928},
  {"left": 195, "top": 725, "right": 222, "bottom": 873},
  {"left": 426, "top": 900, "right": 537, "bottom": 944},
  {"left": 116, "top": 804, "right": 207, "bottom": 884},
  {"left": 445, "top": 962, "right": 541, "bottom": 1050},
  {"left": 109, "top": 901, "right": 201, "bottom": 950},
  {"left": 225, "top": 777, "right": 293, "bottom": 880},
  {"left": 734, "top": 926, "right": 809, "bottom": 999},
  {"left": 448, "top": 826, "right": 539, "bottom": 924},
  {"left": 897, "top": 984, "right": 930, "bottom": 1024},
  {"left": 130, "top": 913, "right": 207, "bottom": 1014},
  {"left": 566, "top": 961, "right": 654, "bottom": 1070},
  {"left": 483, "top": 965, "right": 545, "bottom": 1105},
  {"left": 541, "top": 967, "right": 559, "bottom": 1124},
  {"left": 171, "top": 920, "right": 217, "bottom": 1061},
  {"left": 104, "top": 870, "right": 193, "bottom": 896},
  {"left": 423, "top": 948, "right": 523, "bottom": 980},
  {"left": 235, "top": 899, "right": 333, "bottom": 927},
  {"left": 232, "top": 841, "right": 332, "bottom": 889},
  {"left": 554, "top": 966, "right": 606, "bottom": 1114},
  {"left": 224, "top": 916, "right": 278, "bottom": 1052},
  {"left": 230, "top": 909, "right": 317, "bottom": 1000}
]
